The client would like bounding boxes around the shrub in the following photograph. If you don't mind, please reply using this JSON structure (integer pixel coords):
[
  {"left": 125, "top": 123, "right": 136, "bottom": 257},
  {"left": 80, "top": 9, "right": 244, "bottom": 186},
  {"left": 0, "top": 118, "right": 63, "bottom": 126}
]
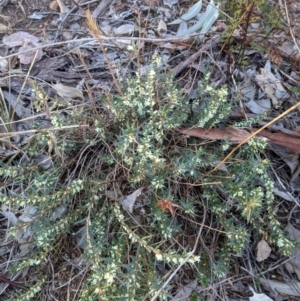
[{"left": 0, "top": 59, "right": 294, "bottom": 300}]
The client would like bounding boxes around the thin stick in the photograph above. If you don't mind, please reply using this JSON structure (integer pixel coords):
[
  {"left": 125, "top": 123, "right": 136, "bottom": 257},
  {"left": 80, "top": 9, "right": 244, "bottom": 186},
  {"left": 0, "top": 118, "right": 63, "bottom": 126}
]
[
  {"left": 0, "top": 124, "right": 89, "bottom": 139},
  {"left": 209, "top": 100, "right": 300, "bottom": 174}
]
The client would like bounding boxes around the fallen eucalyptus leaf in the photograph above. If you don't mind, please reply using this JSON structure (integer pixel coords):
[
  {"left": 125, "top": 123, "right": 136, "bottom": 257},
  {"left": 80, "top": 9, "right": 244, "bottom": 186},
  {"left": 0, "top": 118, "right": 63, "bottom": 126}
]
[
  {"left": 1, "top": 206, "right": 18, "bottom": 225},
  {"left": 157, "top": 20, "right": 167, "bottom": 36},
  {"left": 245, "top": 98, "right": 271, "bottom": 115},
  {"left": 57, "top": 0, "right": 69, "bottom": 13},
  {"left": 180, "top": 0, "right": 215, "bottom": 36},
  {"left": 258, "top": 130, "right": 300, "bottom": 153},
  {"left": 256, "top": 239, "right": 271, "bottom": 262},
  {"left": 114, "top": 24, "right": 135, "bottom": 36},
  {"left": 249, "top": 286, "right": 273, "bottom": 301},
  {"left": 119, "top": 187, "right": 144, "bottom": 213},
  {"left": 2, "top": 91, "right": 32, "bottom": 119},
  {"left": 28, "top": 12, "right": 47, "bottom": 20},
  {"left": 176, "top": 21, "right": 188, "bottom": 36},
  {"left": 176, "top": 127, "right": 250, "bottom": 144},
  {"left": 0, "top": 55, "right": 8, "bottom": 70},
  {"left": 172, "top": 279, "right": 198, "bottom": 301},
  {"left": 3, "top": 31, "right": 40, "bottom": 47},
  {"left": 270, "top": 146, "right": 299, "bottom": 174},
  {"left": 176, "top": 126, "right": 300, "bottom": 153},
  {"left": 18, "top": 206, "right": 38, "bottom": 223},
  {"left": 18, "top": 44, "right": 43, "bottom": 64},
  {"left": 0, "top": 148, "right": 17, "bottom": 157},
  {"left": 49, "top": 0, "right": 58, "bottom": 11},
  {"left": 53, "top": 83, "right": 84, "bottom": 100},
  {"left": 168, "top": 0, "right": 202, "bottom": 25},
  {"left": 198, "top": 2, "right": 219, "bottom": 42},
  {"left": 273, "top": 188, "right": 294, "bottom": 202},
  {"left": 50, "top": 205, "right": 67, "bottom": 221},
  {"left": 163, "top": 0, "right": 178, "bottom": 8},
  {"left": 75, "top": 226, "right": 88, "bottom": 249},
  {"left": 260, "top": 279, "right": 300, "bottom": 297},
  {"left": 255, "top": 61, "right": 289, "bottom": 109},
  {"left": 285, "top": 222, "right": 300, "bottom": 280}
]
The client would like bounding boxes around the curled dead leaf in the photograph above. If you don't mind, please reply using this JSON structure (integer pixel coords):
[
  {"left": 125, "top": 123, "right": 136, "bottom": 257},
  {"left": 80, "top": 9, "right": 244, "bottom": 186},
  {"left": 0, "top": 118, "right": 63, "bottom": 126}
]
[
  {"left": 18, "top": 45, "right": 43, "bottom": 64},
  {"left": 114, "top": 24, "right": 135, "bottom": 36},
  {"left": 256, "top": 239, "right": 271, "bottom": 262},
  {"left": 0, "top": 55, "right": 8, "bottom": 70},
  {"left": 49, "top": 0, "right": 59, "bottom": 11},
  {"left": 53, "top": 83, "right": 84, "bottom": 100},
  {"left": 119, "top": 187, "right": 144, "bottom": 214},
  {"left": 158, "top": 20, "right": 167, "bottom": 37},
  {"left": 3, "top": 31, "right": 40, "bottom": 47},
  {"left": 249, "top": 286, "right": 273, "bottom": 301},
  {"left": 56, "top": 0, "right": 69, "bottom": 13},
  {"left": 156, "top": 199, "right": 181, "bottom": 217}
]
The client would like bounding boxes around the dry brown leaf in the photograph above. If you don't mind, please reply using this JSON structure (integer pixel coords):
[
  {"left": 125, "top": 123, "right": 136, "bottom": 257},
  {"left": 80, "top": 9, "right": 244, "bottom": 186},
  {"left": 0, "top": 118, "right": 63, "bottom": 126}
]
[
  {"left": 49, "top": 0, "right": 58, "bottom": 11},
  {"left": 256, "top": 239, "right": 271, "bottom": 262},
  {"left": 176, "top": 127, "right": 300, "bottom": 153},
  {"left": 56, "top": 0, "right": 69, "bottom": 13},
  {"left": 176, "top": 127, "right": 250, "bottom": 144},
  {"left": 53, "top": 83, "right": 84, "bottom": 100},
  {"left": 156, "top": 199, "right": 181, "bottom": 218},
  {"left": 259, "top": 130, "right": 300, "bottom": 153}
]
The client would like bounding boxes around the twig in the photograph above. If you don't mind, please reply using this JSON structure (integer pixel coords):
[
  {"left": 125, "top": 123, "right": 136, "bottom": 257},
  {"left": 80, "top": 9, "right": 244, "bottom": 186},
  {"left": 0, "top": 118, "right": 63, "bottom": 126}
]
[
  {"left": 0, "top": 124, "right": 89, "bottom": 139},
  {"left": 1, "top": 35, "right": 219, "bottom": 62},
  {"left": 172, "top": 35, "right": 220, "bottom": 77},
  {"left": 283, "top": 0, "right": 300, "bottom": 54},
  {"left": 209, "top": 100, "right": 300, "bottom": 174},
  {"left": 91, "top": 0, "right": 115, "bottom": 19}
]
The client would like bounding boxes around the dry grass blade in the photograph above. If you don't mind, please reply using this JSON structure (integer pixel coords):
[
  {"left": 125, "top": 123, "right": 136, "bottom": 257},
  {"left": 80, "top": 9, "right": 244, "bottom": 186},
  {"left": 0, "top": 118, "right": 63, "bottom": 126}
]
[
  {"left": 209, "top": 101, "right": 300, "bottom": 173},
  {"left": 85, "top": 9, "right": 123, "bottom": 96}
]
